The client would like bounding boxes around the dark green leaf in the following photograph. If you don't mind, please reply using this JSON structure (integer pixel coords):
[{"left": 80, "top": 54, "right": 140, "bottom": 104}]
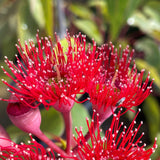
[{"left": 143, "top": 96, "right": 160, "bottom": 142}]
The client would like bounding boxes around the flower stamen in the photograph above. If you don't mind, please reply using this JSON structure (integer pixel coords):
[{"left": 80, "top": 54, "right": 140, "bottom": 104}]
[
  {"left": 111, "top": 69, "right": 118, "bottom": 87},
  {"left": 54, "top": 65, "right": 61, "bottom": 82}
]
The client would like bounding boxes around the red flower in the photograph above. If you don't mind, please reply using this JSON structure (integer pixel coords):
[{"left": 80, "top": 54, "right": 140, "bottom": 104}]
[
  {"left": 87, "top": 43, "right": 153, "bottom": 122},
  {"left": 1, "top": 32, "right": 102, "bottom": 111},
  {"left": 72, "top": 109, "right": 157, "bottom": 160},
  {"left": 0, "top": 135, "right": 55, "bottom": 160}
]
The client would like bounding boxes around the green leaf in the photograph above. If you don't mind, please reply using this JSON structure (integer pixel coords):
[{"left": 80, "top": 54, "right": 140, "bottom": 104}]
[
  {"left": 128, "top": 11, "right": 151, "bottom": 32},
  {"left": 17, "top": 0, "right": 39, "bottom": 47},
  {"left": 73, "top": 19, "right": 103, "bottom": 44},
  {"left": 134, "top": 38, "right": 160, "bottom": 70},
  {"left": 135, "top": 58, "right": 160, "bottom": 89},
  {"left": 69, "top": 4, "right": 92, "bottom": 19},
  {"left": 147, "top": 0, "right": 160, "bottom": 13},
  {"left": 6, "top": 125, "right": 30, "bottom": 144},
  {"left": 40, "top": 0, "right": 53, "bottom": 37},
  {"left": 106, "top": 0, "right": 141, "bottom": 41},
  {"left": 71, "top": 103, "right": 90, "bottom": 138},
  {"left": 125, "top": 0, "right": 142, "bottom": 18},
  {"left": 28, "top": 0, "right": 45, "bottom": 28},
  {"left": 88, "top": 1, "right": 109, "bottom": 20},
  {"left": 143, "top": 96, "right": 160, "bottom": 142},
  {"left": 144, "top": 6, "right": 160, "bottom": 21},
  {"left": 129, "top": 6, "right": 160, "bottom": 41},
  {"left": 41, "top": 107, "right": 64, "bottom": 137}
]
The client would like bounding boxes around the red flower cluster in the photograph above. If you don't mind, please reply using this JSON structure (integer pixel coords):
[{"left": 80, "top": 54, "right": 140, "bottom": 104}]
[
  {"left": 1, "top": 32, "right": 152, "bottom": 117},
  {"left": 87, "top": 43, "right": 153, "bottom": 122},
  {"left": 72, "top": 109, "right": 157, "bottom": 160},
  {"left": 0, "top": 110, "right": 157, "bottom": 160},
  {"left": 0, "top": 32, "right": 157, "bottom": 159},
  {"left": 0, "top": 135, "right": 55, "bottom": 160},
  {"left": 2, "top": 31, "right": 102, "bottom": 111}
]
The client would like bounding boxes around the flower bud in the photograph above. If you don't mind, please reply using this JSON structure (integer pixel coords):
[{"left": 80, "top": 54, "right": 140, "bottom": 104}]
[{"left": 7, "top": 95, "right": 41, "bottom": 135}]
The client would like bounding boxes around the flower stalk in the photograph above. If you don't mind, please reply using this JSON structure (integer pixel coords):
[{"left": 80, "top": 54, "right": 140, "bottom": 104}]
[
  {"left": 62, "top": 111, "right": 72, "bottom": 154},
  {"left": 35, "top": 131, "right": 69, "bottom": 157}
]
